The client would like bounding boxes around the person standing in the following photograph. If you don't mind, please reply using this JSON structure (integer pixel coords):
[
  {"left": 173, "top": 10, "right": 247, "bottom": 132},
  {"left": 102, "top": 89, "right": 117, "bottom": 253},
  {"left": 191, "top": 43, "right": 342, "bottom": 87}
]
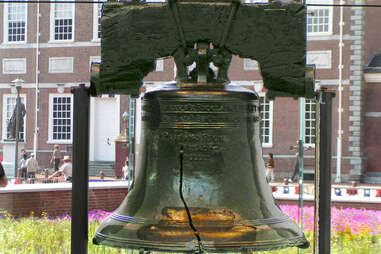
[
  {"left": 266, "top": 153, "right": 275, "bottom": 182},
  {"left": 50, "top": 144, "right": 61, "bottom": 172},
  {"left": 20, "top": 149, "right": 26, "bottom": 159},
  {"left": 0, "top": 162, "right": 7, "bottom": 187},
  {"left": 48, "top": 156, "right": 72, "bottom": 182},
  {"left": 26, "top": 153, "right": 39, "bottom": 183},
  {"left": 289, "top": 152, "right": 300, "bottom": 183},
  {"left": 122, "top": 157, "right": 129, "bottom": 180},
  {"left": 19, "top": 153, "right": 28, "bottom": 181}
]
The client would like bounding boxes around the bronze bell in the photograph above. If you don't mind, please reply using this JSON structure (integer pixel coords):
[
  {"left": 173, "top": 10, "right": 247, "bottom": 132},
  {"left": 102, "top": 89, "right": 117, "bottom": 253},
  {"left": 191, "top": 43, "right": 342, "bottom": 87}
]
[
  {"left": 92, "top": 0, "right": 312, "bottom": 250},
  {"left": 93, "top": 82, "right": 309, "bottom": 252}
]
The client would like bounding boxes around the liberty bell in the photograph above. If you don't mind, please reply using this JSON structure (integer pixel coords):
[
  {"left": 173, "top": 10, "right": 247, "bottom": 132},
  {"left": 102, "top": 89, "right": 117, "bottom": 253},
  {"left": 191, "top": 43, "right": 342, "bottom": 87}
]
[{"left": 93, "top": 0, "right": 312, "bottom": 252}]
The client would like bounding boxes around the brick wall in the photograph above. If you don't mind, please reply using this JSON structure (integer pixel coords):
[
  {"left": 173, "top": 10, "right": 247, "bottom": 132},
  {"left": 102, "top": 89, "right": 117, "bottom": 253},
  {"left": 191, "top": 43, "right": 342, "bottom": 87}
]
[{"left": 0, "top": 183, "right": 129, "bottom": 218}]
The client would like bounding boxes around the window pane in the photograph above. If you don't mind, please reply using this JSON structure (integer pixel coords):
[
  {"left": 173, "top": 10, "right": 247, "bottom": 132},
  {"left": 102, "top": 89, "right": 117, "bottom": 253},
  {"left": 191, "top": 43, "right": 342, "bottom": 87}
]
[
  {"left": 307, "top": 7, "right": 330, "bottom": 34},
  {"left": 304, "top": 99, "right": 316, "bottom": 145},
  {"left": 259, "top": 96, "right": 272, "bottom": 145},
  {"left": 54, "top": 2, "right": 73, "bottom": 41},
  {"left": 7, "top": 3, "right": 26, "bottom": 42},
  {"left": 51, "top": 96, "right": 72, "bottom": 141}
]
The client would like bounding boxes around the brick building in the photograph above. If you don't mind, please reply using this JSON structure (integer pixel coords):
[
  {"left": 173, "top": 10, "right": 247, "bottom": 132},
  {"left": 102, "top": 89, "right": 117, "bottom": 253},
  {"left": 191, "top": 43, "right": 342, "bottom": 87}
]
[{"left": 0, "top": 0, "right": 380, "bottom": 182}]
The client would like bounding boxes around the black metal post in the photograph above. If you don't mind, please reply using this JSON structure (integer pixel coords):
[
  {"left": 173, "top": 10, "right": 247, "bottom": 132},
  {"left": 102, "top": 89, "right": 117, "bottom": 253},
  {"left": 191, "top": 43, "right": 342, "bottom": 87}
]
[
  {"left": 318, "top": 91, "right": 335, "bottom": 254},
  {"left": 14, "top": 89, "right": 21, "bottom": 178},
  {"left": 71, "top": 84, "right": 90, "bottom": 254}
]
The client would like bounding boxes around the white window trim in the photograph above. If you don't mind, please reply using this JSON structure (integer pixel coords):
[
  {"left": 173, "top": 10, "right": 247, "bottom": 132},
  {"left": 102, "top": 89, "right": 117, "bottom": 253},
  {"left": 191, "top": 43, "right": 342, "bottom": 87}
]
[
  {"left": 3, "top": 1, "right": 28, "bottom": 44},
  {"left": 307, "top": 50, "right": 332, "bottom": 69},
  {"left": 243, "top": 58, "right": 259, "bottom": 71},
  {"left": 258, "top": 93, "right": 273, "bottom": 148},
  {"left": 2, "top": 94, "right": 27, "bottom": 141},
  {"left": 2, "top": 58, "right": 27, "bottom": 74},
  {"left": 89, "top": 56, "right": 101, "bottom": 71},
  {"left": 48, "top": 93, "right": 73, "bottom": 144},
  {"left": 155, "top": 59, "right": 164, "bottom": 72},
  {"left": 300, "top": 98, "right": 316, "bottom": 147},
  {"left": 49, "top": 57, "right": 74, "bottom": 73},
  {"left": 306, "top": 0, "right": 333, "bottom": 36},
  {"left": 49, "top": 1, "right": 75, "bottom": 43},
  {"left": 92, "top": 1, "right": 102, "bottom": 42}
]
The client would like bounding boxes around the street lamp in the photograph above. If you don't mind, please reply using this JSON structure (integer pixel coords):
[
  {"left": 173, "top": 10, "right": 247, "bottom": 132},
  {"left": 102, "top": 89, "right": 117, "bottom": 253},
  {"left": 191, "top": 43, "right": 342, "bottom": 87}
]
[{"left": 10, "top": 78, "right": 24, "bottom": 178}]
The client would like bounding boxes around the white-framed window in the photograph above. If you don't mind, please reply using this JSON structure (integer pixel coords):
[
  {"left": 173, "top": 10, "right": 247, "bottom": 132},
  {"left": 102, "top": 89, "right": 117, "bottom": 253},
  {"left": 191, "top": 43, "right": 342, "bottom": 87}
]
[
  {"left": 89, "top": 56, "right": 101, "bottom": 71},
  {"left": 243, "top": 58, "right": 259, "bottom": 70},
  {"left": 307, "top": 50, "right": 332, "bottom": 69},
  {"left": 155, "top": 59, "right": 164, "bottom": 72},
  {"left": 3, "top": 1, "right": 27, "bottom": 43},
  {"left": 49, "top": 57, "right": 74, "bottom": 73},
  {"left": 50, "top": 0, "right": 75, "bottom": 41},
  {"left": 93, "top": 1, "right": 104, "bottom": 41},
  {"left": 49, "top": 94, "right": 73, "bottom": 143},
  {"left": 306, "top": 0, "right": 333, "bottom": 35},
  {"left": 259, "top": 95, "right": 273, "bottom": 147},
  {"left": 301, "top": 98, "right": 316, "bottom": 145},
  {"left": 2, "top": 94, "right": 26, "bottom": 141},
  {"left": 2, "top": 58, "right": 27, "bottom": 74}
]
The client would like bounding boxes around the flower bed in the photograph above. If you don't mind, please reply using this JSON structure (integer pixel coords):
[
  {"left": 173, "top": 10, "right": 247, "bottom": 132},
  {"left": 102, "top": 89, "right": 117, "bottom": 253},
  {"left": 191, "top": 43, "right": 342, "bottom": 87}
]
[{"left": 0, "top": 206, "right": 380, "bottom": 254}]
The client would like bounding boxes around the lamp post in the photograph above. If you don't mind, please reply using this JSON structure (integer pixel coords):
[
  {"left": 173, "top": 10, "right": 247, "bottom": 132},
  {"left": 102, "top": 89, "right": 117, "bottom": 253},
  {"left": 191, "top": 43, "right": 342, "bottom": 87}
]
[{"left": 11, "top": 78, "right": 24, "bottom": 178}]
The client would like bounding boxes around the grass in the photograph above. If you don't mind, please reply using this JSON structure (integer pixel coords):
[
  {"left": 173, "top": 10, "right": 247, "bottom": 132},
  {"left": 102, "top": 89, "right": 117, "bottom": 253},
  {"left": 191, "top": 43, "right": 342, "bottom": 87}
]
[{"left": 0, "top": 208, "right": 380, "bottom": 254}]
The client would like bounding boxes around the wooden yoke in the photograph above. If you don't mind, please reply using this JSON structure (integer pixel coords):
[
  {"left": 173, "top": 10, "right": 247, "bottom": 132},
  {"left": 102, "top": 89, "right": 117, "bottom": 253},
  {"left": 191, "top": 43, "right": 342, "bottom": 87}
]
[{"left": 92, "top": 0, "right": 314, "bottom": 98}]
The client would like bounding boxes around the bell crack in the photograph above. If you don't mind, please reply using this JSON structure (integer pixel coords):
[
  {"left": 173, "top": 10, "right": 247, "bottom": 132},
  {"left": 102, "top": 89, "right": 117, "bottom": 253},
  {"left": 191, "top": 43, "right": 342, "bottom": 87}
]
[{"left": 179, "top": 146, "right": 205, "bottom": 254}]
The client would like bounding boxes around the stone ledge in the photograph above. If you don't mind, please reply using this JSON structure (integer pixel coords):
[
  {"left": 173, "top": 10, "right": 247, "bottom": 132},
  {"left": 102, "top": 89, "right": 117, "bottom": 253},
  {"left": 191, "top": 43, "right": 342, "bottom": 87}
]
[
  {"left": 349, "top": 126, "right": 361, "bottom": 132},
  {"left": 349, "top": 95, "right": 360, "bottom": 100},
  {"left": 0, "top": 181, "right": 129, "bottom": 194},
  {"left": 350, "top": 16, "right": 362, "bottom": 20},
  {"left": 349, "top": 106, "right": 361, "bottom": 111},
  {"left": 352, "top": 101, "right": 361, "bottom": 106},
  {"left": 349, "top": 116, "right": 361, "bottom": 122},
  {"left": 348, "top": 146, "right": 360, "bottom": 151},
  {"left": 350, "top": 65, "right": 361, "bottom": 71},
  {"left": 350, "top": 55, "right": 361, "bottom": 60},
  {"left": 349, "top": 76, "right": 361, "bottom": 81},
  {"left": 348, "top": 136, "right": 361, "bottom": 142},
  {"left": 349, "top": 86, "right": 361, "bottom": 91},
  {"left": 350, "top": 159, "right": 362, "bottom": 165},
  {"left": 350, "top": 25, "right": 362, "bottom": 31}
]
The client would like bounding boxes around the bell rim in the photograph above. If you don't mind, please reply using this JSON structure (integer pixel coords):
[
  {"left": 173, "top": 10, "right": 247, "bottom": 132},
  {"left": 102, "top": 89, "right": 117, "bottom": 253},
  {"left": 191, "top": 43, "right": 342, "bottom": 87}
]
[
  {"left": 109, "top": 212, "right": 292, "bottom": 226},
  {"left": 93, "top": 232, "right": 309, "bottom": 252}
]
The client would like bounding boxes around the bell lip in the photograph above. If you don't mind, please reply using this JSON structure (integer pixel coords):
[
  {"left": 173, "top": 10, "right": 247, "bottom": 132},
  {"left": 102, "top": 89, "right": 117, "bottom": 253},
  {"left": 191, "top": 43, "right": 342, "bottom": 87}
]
[
  {"left": 93, "top": 233, "right": 309, "bottom": 252},
  {"left": 144, "top": 81, "right": 259, "bottom": 98},
  {"left": 108, "top": 212, "right": 292, "bottom": 226}
]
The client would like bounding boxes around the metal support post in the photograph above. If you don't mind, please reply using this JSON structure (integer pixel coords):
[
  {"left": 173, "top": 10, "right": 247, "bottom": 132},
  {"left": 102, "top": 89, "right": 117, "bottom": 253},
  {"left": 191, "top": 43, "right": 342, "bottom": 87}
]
[
  {"left": 128, "top": 96, "right": 136, "bottom": 191},
  {"left": 14, "top": 90, "right": 21, "bottom": 178},
  {"left": 71, "top": 84, "right": 90, "bottom": 254},
  {"left": 317, "top": 91, "right": 335, "bottom": 254}
]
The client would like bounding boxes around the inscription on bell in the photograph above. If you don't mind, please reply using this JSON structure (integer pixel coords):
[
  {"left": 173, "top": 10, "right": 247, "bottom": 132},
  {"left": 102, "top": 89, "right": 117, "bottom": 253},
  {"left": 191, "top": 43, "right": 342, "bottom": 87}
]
[
  {"left": 161, "top": 114, "right": 241, "bottom": 124},
  {"left": 160, "top": 131, "right": 225, "bottom": 144},
  {"left": 160, "top": 103, "right": 256, "bottom": 113},
  {"left": 161, "top": 131, "right": 225, "bottom": 161},
  {"left": 142, "top": 100, "right": 258, "bottom": 129}
]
